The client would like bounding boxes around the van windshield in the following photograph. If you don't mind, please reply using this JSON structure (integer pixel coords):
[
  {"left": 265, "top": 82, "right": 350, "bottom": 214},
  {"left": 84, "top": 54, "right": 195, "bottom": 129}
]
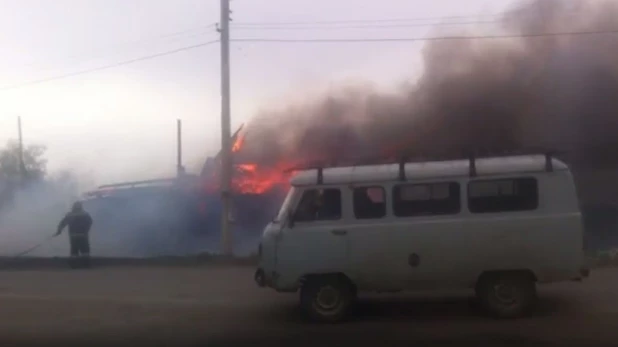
[{"left": 273, "top": 187, "right": 296, "bottom": 223}]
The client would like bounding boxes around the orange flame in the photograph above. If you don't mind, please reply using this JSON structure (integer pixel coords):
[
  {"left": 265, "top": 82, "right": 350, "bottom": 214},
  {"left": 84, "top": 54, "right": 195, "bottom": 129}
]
[
  {"left": 204, "top": 123, "right": 412, "bottom": 197},
  {"left": 233, "top": 162, "right": 291, "bottom": 194},
  {"left": 237, "top": 163, "right": 257, "bottom": 173},
  {"left": 232, "top": 131, "right": 246, "bottom": 153},
  {"left": 201, "top": 126, "right": 295, "bottom": 195}
]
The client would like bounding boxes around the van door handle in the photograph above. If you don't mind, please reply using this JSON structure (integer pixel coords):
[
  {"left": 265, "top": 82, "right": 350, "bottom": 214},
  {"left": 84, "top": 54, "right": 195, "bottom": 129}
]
[{"left": 331, "top": 229, "right": 347, "bottom": 236}]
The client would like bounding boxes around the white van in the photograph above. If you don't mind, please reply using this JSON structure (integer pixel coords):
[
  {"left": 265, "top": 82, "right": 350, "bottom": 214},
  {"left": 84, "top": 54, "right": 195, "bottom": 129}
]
[{"left": 255, "top": 154, "right": 588, "bottom": 322}]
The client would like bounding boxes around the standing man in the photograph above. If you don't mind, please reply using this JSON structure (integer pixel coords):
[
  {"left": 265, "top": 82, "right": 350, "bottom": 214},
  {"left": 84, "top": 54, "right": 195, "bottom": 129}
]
[{"left": 55, "top": 201, "right": 93, "bottom": 269}]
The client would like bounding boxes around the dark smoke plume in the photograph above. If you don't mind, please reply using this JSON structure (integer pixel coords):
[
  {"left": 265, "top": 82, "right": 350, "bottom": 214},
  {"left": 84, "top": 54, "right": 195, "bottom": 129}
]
[{"left": 239, "top": 0, "right": 618, "bottom": 171}]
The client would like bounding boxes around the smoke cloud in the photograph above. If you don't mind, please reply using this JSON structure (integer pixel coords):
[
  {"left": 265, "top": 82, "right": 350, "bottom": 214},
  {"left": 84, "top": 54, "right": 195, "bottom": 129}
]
[
  {"left": 0, "top": 174, "right": 216, "bottom": 258},
  {"left": 0, "top": 172, "right": 79, "bottom": 257},
  {"left": 240, "top": 0, "right": 618, "bottom": 172}
]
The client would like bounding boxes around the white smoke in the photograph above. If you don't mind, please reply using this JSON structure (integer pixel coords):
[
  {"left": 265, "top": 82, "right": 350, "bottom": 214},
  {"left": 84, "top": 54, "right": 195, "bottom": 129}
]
[{"left": 0, "top": 172, "right": 78, "bottom": 257}]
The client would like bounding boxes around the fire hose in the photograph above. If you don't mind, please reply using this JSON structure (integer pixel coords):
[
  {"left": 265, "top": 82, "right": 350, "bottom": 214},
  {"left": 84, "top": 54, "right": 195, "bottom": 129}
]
[{"left": 11, "top": 234, "right": 57, "bottom": 258}]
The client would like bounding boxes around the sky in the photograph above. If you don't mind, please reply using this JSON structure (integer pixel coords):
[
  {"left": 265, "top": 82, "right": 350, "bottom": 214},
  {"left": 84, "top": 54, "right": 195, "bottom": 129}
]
[{"left": 0, "top": 0, "right": 517, "bottom": 189}]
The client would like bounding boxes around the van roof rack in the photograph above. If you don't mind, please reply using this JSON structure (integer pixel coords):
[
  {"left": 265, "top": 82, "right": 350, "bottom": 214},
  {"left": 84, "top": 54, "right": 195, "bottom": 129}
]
[
  {"left": 98, "top": 178, "right": 177, "bottom": 190},
  {"left": 283, "top": 148, "right": 563, "bottom": 184}
]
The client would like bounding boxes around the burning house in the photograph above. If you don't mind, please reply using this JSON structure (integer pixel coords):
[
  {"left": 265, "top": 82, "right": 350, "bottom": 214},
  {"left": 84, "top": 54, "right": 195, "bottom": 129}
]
[{"left": 82, "top": 124, "right": 288, "bottom": 257}]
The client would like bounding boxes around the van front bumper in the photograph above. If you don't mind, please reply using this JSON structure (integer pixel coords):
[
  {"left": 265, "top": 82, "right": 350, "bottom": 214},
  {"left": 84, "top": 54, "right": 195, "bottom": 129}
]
[
  {"left": 254, "top": 268, "right": 295, "bottom": 292},
  {"left": 255, "top": 268, "right": 278, "bottom": 288}
]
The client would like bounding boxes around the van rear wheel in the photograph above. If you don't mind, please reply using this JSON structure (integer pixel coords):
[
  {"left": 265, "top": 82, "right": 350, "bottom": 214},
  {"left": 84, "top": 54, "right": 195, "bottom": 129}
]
[
  {"left": 300, "top": 275, "right": 353, "bottom": 323},
  {"left": 476, "top": 272, "right": 537, "bottom": 319}
]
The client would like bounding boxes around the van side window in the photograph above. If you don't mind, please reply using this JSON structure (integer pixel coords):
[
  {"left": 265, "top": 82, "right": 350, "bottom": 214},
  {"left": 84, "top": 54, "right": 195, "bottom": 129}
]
[
  {"left": 353, "top": 186, "right": 386, "bottom": 219},
  {"left": 294, "top": 188, "right": 342, "bottom": 222},
  {"left": 468, "top": 178, "right": 538, "bottom": 213},
  {"left": 393, "top": 182, "right": 460, "bottom": 217}
]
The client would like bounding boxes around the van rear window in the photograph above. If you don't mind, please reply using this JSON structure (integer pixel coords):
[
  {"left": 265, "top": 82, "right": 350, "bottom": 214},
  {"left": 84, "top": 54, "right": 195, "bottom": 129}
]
[
  {"left": 467, "top": 178, "right": 538, "bottom": 213},
  {"left": 393, "top": 182, "right": 460, "bottom": 217}
]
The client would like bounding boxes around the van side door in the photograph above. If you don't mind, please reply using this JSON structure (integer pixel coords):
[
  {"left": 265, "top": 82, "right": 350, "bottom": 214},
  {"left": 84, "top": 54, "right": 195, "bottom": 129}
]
[
  {"left": 345, "top": 185, "right": 402, "bottom": 291},
  {"left": 389, "top": 181, "right": 463, "bottom": 289},
  {"left": 275, "top": 187, "right": 350, "bottom": 290}
]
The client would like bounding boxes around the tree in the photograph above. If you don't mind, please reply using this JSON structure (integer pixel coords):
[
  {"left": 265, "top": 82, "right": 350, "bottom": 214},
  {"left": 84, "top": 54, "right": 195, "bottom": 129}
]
[
  {"left": 0, "top": 141, "right": 47, "bottom": 211},
  {"left": 0, "top": 140, "right": 47, "bottom": 184}
]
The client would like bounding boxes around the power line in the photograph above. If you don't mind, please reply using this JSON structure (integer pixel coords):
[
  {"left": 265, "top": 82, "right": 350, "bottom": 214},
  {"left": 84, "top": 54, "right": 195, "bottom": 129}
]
[
  {"left": 230, "top": 6, "right": 583, "bottom": 29},
  {"left": 0, "top": 40, "right": 220, "bottom": 92},
  {"left": 231, "top": 20, "right": 499, "bottom": 30},
  {"left": 87, "top": 23, "right": 217, "bottom": 50},
  {"left": 230, "top": 28, "right": 618, "bottom": 43},
  {"left": 20, "top": 24, "right": 218, "bottom": 70},
  {"left": 4, "top": 27, "right": 615, "bottom": 92},
  {"left": 233, "top": 14, "right": 502, "bottom": 26}
]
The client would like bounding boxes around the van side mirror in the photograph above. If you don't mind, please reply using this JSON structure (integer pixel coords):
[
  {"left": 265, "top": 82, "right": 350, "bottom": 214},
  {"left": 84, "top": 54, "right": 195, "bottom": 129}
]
[{"left": 286, "top": 211, "right": 296, "bottom": 228}]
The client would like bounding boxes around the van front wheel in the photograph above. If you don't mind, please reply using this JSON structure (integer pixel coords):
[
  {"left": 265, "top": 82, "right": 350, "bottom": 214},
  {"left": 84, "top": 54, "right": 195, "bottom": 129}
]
[
  {"left": 300, "top": 275, "right": 353, "bottom": 323},
  {"left": 476, "top": 272, "right": 537, "bottom": 319}
]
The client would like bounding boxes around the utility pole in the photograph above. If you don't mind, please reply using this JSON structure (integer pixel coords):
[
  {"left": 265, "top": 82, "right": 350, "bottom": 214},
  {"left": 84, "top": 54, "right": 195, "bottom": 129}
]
[
  {"left": 17, "top": 116, "right": 26, "bottom": 185},
  {"left": 219, "top": 0, "right": 233, "bottom": 256},
  {"left": 176, "top": 119, "right": 184, "bottom": 176}
]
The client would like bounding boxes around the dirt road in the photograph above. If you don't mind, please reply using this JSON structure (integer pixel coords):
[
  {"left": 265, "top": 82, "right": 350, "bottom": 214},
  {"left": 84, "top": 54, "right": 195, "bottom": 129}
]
[{"left": 0, "top": 265, "right": 615, "bottom": 346}]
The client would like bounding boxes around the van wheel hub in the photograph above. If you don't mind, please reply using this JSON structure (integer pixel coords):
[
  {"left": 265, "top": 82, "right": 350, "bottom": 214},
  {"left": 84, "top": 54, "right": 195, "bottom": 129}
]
[
  {"left": 315, "top": 286, "right": 340, "bottom": 310},
  {"left": 476, "top": 273, "right": 537, "bottom": 319},
  {"left": 494, "top": 283, "right": 517, "bottom": 305},
  {"left": 300, "top": 276, "right": 354, "bottom": 322}
]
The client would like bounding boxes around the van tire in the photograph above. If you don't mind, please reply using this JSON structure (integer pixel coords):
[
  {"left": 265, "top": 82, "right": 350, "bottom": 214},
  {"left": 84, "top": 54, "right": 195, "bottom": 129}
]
[
  {"left": 476, "top": 272, "right": 537, "bottom": 319},
  {"left": 300, "top": 275, "right": 353, "bottom": 323}
]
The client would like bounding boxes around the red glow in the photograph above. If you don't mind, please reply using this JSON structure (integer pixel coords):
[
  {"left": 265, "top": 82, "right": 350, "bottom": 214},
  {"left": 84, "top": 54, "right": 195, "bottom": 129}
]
[
  {"left": 200, "top": 132, "right": 292, "bottom": 195},
  {"left": 232, "top": 163, "right": 291, "bottom": 194},
  {"left": 227, "top": 128, "right": 289, "bottom": 194},
  {"left": 237, "top": 164, "right": 257, "bottom": 173},
  {"left": 232, "top": 131, "right": 246, "bottom": 153},
  {"left": 200, "top": 125, "right": 328, "bottom": 195},
  {"left": 201, "top": 163, "right": 291, "bottom": 195}
]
